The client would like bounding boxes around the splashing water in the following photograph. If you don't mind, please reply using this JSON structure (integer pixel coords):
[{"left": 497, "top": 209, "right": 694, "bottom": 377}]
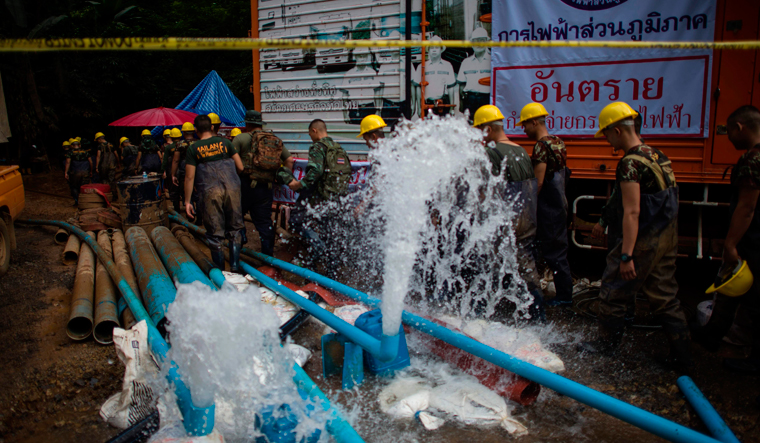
[
  {"left": 159, "top": 282, "right": 327, "bottom": 442},
  {"left": 361, "top": 114, "right": 534, "bottom": 335}
]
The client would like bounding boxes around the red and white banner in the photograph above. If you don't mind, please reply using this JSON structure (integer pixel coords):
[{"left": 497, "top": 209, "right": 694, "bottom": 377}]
[
  {"left": 273, "top": 158, "right": 371, "bottom": 204},
  {"left": 492, "top": 0, "right": 717, "bottom": 138}
]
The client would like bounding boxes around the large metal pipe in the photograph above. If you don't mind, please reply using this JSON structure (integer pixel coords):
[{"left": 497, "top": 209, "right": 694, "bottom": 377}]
[
  {"left": 66, "top": 236, "right": 95, "bottom": 340},
  {"left": 677, "top": 376, "right": 740, "bottom": 443},
  {"left": 174, "top": 230, "right": 216, "bottom": 276},
  {"left": 55, "top": 227, "right": 69, "bottom": 245},
  {"left": 62, "top": 234, "right": 81, "bottom": 265},
  {"left": 150, "top": 226, "right": 214, "bottom": 289},
  {"left": 111, "top": 229, "right": 140, "bottom": 329},
  {"left": 94, "top": 230, "right": 120, "bottom": 344},
  {"left": 125, "top": 227, "right": 177, "bottom": 333},
  {"left": 17, "top": 219, "right": 215, "bottom": 436},
  {"left": 230, "top": 245, "right": 724, "bottom": 443}
]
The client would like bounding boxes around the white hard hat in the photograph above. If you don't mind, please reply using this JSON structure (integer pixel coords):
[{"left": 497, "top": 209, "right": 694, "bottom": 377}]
[{"left": 471, "top": 27, "right": 489, "bottom": 40}]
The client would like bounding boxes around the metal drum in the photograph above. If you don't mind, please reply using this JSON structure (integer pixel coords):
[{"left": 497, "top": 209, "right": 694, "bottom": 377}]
[{"left": 116, "top": 176, "right": 168, "bottom": 234}]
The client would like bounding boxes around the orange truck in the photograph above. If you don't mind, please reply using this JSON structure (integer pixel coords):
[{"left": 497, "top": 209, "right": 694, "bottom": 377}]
[
  {"left": 0, "top": 165, "right": 24, "bottom": 276},
  {"left": 249, "top": 0, "right": 759, "bottom": 259}
]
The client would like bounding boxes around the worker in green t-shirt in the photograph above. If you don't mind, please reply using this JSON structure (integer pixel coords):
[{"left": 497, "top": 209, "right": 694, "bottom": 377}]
[{"left": 184, "top": 115, "right": 246, "bottom": 273}]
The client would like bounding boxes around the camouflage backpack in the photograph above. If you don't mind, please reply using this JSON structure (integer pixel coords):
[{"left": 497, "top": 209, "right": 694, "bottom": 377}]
[
  {"left": 245, "top": 129, "right": 284, "bottom": 182},
  {"left": 316, "top": 138, "right": 352, "bottom": 201}
]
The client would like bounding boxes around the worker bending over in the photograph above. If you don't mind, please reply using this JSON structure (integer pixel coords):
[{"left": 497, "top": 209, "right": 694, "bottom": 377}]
[
  {"left": 580, "top": 102, "right": 691, "bottom": 373},
  {"left": 184, "top": 115, "right": 245, "bottom": 273}
]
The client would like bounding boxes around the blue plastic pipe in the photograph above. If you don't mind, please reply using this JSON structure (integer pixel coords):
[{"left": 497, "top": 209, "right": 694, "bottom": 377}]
[
  {"left": 677, "top": 376, "right": 740, "bottom": 443},
  {"left": 125, "top": 227, "right": 178, "bottom": 330},
  {"left": 18, "top": 219, "right": 214, "bottom": 436},
  {"left": 150, "top": 226, "right": 215, "bottom": 290},
  {"left": 168, "top": 212, "right": 399, "bottom": 363}
]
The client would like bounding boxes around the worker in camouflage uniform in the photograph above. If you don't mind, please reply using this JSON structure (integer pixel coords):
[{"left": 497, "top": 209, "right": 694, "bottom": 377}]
[
  {"left": 476, "top": 105, "right": 545, "bottom": 323},
  {"left": 694, "top": 105, "right": 760, "bottom": 375},
  {"left": 61, "top": 140, "right": 71, "bottom": 170},
  {"left": 282, "top": 119, "right": 352, "bottom": 268},
  {"left": 184, "top": 115, "right": 245, "bottom": 273},
  {"left": 64, "top": 139, "right": 92, "bottom": 206},
  {"left": 120, "top": 137, "right": 138, "bottom": 175},
  {"left": 171, "top": 124, "right": 197, "bottom": 213},
  {"left": 580, "top": 102, "right": 691, "bottom": 373},
  {"left": 233, "top": 110, "right": 294, "bottom": 256},
  {"left": 94, "top": 132, "right": 121, "bottom": 199},
  {"left": 135, "top": 129, "right": 162, "bottom": 174},
  {"left": 518, "top": 103, "right": 573, "bottom": 307}
]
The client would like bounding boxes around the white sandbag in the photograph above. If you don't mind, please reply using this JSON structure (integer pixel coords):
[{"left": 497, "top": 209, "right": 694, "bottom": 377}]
[
  {"left": 428, "top": 379, "right": 527, "bottom": 436},
  {"left": 386, "top": 391, "right": 430, "bottom": 419},
  {"left": 284, "top": 343, "right": 312, "bottom": 367},
  {"left": 417, "top": 411, "right": 445, "bottom": 430},
  {"left": 100, "top": 321, "right": 159, "bottom": 429},
  {"left": 222, "top": 271, "right": 251, "bottom": 292},
  {"left": 378, "top": 377, "right": 432, "bottom": 414},
  {"left": 461, "top": 320, "right": 564, "bottom": 373},
  {"left": 321, "top": 304, "right": 370, "bottom": 334}
]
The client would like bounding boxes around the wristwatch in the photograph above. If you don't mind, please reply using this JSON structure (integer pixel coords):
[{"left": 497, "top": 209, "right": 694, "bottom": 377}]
[{"left": 621, "top": 253, "right": 634, "bottom": 263}]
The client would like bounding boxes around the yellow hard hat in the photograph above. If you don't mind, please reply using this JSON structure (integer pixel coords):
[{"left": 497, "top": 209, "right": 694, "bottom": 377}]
[
  {"left": 163, "top": 129, "right": 171, "bottom": 136},
  {"left": 120, "top": 137, "right": 129, "bottom": 145},
  {"left": 170, "top": 128, "right": 182, "bottom": 138},
  {"left": 516, "top": 103, "right": 549, "bottom": 126},
  {"left": 595, "top": 102, "right": 639, "bottom": 138},
  {"left": 230, "top": 128, "right": 242, "bottom": 137},
  {"left": 473, "top": 105, "right": 505, "bottom": 127},
  {"left": 75, "top": 137, "right": 81, "bottom": 142},
  {"left": 208, "top": 113, "right": 222, "bottom": 124},
  {"left": 71, "top": 139, "right": 81, "bottom": 145},
  {"left": 182, "top": 122, "right": 195, "bottom": 132},
  {"left": 94, "top": 132, "right": 105, "bottom": 139},
  {"left": 706, "top": 260, "right": 754, "bottom": 297},
  {"left": 141, "top": 129, "right": 151, "bottom": 136},
  {"left": 63, "top": 140, "right": 70, "bottom": 147},
  {"left": 358, "top": 115, "right": 387, "bottom": 137},
  {"left": 68, "top": 138, "right": 76, "bottom": 143}
]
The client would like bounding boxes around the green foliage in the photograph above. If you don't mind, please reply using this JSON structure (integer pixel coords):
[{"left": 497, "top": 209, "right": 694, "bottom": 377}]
[{"left": 0, "top": 0, "right": 254, "bottom": 161}]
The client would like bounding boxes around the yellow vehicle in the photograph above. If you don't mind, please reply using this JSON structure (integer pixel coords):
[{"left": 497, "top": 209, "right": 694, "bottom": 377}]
[{"left": 0, "top": 165, "right": 24, "bottom": 276}]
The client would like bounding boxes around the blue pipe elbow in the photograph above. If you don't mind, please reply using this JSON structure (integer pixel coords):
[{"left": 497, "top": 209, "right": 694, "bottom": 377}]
[{"left": 377, "top": 333, "right": 400, "bottom": 363}]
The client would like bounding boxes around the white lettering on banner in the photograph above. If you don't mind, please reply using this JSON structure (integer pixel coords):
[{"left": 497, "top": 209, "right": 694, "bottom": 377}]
[
  {"left": 273, "top": 158, "right": 371, "bottom": 204},
  {"left": 492, "top": 0, "right": 717, "bottom": 137},
  {"left": 493, "top": 56, "right": 709, "bottom": 137}
]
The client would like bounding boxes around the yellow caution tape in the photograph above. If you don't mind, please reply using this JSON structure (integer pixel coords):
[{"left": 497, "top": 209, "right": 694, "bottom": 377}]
[{"left": 0, "top": 37, "right": 760, "bottom": 52}]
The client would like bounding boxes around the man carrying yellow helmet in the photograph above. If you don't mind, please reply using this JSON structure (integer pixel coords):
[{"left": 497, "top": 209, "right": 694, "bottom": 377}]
[
  {"left": 518, "top": 102, "right": 573, "bottom": 307},
  {"left": 476, "top": 104, "right": 545, "bottom": 322},
  {"left": 579, "top": 101, "right": 690, "bottom": 373},
  {"left": 694, "top": 105, "right": 760, "bottom": 375}
]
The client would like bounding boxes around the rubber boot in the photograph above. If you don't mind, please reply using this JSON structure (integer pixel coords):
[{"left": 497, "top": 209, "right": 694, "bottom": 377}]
[
  {"left": 578, "top": 322, "right": 624, "bottom": 356},
  {"left": 656, "top": 322, "right": 694, "bottom": 375},
  {"left": 240, "top": 228, "right": 248, "bottom": 245},
  {"left": 229, "top": 241, "right": 243, "bottom": 274},
  {"left": 210, "top": 247, "right": 226, "bottom": 271}
]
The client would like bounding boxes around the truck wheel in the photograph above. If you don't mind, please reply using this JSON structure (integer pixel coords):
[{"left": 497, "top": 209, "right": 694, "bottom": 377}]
[{"left": 0, "top": 217, "right": 9, "bottom": 277}]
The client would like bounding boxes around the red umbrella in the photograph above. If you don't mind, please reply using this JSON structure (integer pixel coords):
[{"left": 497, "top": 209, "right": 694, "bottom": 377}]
[{"left": 108, "top": 107, "right": 198, "bottom": 127}]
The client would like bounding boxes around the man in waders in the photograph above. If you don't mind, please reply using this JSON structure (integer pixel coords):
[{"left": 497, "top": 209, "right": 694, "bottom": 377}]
[
  {"left": 518, "top": 103, "right": 573, "bottom": 307},
  {"left": 61, "top": 140, "right": 70, "bottom": 170},
  {"left": 282, "top": 119, "right": 352, "bottom": 269},
  {"left": 94, "top": 132, "right": 121, "bottom": 200},
  {"left": 580, "top": 102, "right": 691, "bottom": 372},
  {"left": 64, "top": 139, "right": 92, "bottom": 206},
  {"left": 184, "top": 115, "right": 245, "bottom": 273},
  {"left": 694, "top": 105, "right": 760, "bottom": 374},
  {"left": 120, "top": 137, "right": 138, "bottom": 176},
  {"left": 172, "top": 123, "right": 198, "bottom": 214},
  {"left": 135, "top": 129, "right": 162, "bottom": 174},
  {"left": 233, "top": 110, "right": 294, "bottom": 256},
  {"left": 476, "top": 105, "right": 545, "bottom": 323}
]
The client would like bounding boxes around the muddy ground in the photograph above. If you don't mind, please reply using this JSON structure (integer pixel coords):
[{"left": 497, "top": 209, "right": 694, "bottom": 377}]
[{"left": 0, "top": 170, "right": 759, "bottom": 443}]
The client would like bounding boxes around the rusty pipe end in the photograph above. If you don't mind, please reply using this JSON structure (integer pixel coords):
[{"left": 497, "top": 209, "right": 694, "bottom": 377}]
[
  {"left": 55, "top": 228, "right": 69, "bottom": 245},
  {"left": 66, "top": 317, "right": 93, "bottom": 341}
]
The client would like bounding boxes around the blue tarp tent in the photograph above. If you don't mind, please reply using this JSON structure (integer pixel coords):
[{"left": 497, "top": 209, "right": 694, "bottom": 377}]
[{"left": 151, "top": 70, "right": 246, "bottom": 138}]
